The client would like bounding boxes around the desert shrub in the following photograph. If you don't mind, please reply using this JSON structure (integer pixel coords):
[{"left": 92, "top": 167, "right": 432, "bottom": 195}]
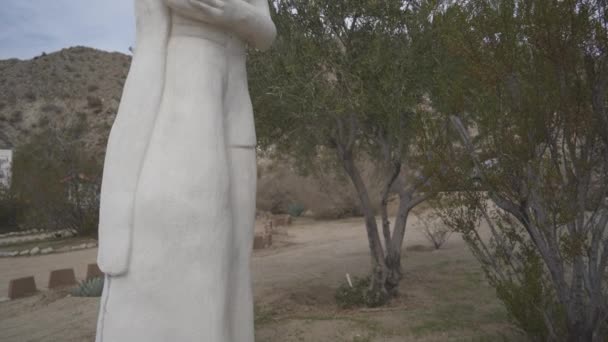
[
  {"left": 9, "top": 111, "right": 23, "bottom": 124},
  {"left": 493, "top": 249, "right": 565, "bottom": 340},
  {"left": 335, "top": 275, "right": 370, "bottom": 309},
  {"left": 256, "top": 175, "right": 291, "bottom": 214},
  {"left": 40, "top": 104, "right": 63, "bottom": 114},
  {"left": 335, "top": 275, "right": 385, "bottom": 309},
  {"left": 417, "top": 214, "right": 451, "bottom": 250},
  {"left": 71, "top": 277, "right": 104, "bottom": 297},
  {"left": 38, "top": 116, "right": 50, "bottom": 127},
  {"left": 429, "top": 0, "right": 608, "bottom": 339},
  {"left": 87, "top": 84, "right": 99, "bottom": 92},
  {"left": 6, "top": 92, "right": 17, "bottom": 105},
  {"left": 86, "top": 95, "right": 102, "bottom": 108},
  {"left": 0, "top": 187, "right": 25, "bottom": 233},
  {"left": 313, "top": 207, "right": 353, "bottom": 220},
  {"left": 24, "top": 91, "right": 36, "bottom": 102},
  {"left": 287, "top": 203, "right": 305, "bottom": 217},
  {"left": 12, "top": 127, "right": 101, "bottom": 236}
]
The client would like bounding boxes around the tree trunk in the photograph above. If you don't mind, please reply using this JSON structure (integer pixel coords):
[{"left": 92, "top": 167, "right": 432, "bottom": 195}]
[
  {"left": 384, "top": 193, "right": 411, "bottom": 296},
  {"left": 339, "top": 148, "right": 389, "bottom": 306}
]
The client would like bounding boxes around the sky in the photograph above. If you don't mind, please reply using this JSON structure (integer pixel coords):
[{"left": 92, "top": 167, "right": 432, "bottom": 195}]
[{"left": 0, "top": 0, "right": 135, "bottom": 60}]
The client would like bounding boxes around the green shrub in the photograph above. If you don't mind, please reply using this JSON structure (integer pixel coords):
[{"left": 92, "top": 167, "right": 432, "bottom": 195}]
[
  {"left": 335, "top": 275, "right": 372, "bottom": 309},
  {"left": 493, "top": 249, "right": 566, "bottom": 340},
  {"left": 287, "top": 203, "right": 305, "bottom": 217},
  {"left": 0, "top": 190, "right": 25, "bottom": 233},
  {"left": 71, "top": 277, "right": 104, "bottom": 297},
  {"left": 12, "top": 128, "right": 102, "bottom": 236}
]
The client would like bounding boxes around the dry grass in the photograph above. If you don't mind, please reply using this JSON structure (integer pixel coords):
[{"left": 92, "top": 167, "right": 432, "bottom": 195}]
[
  {"left": 254, "top": 252, "right": 519, "bottom": 342},
  {"left": 0, "top": 204, "right": 521, "bottom": 342}
]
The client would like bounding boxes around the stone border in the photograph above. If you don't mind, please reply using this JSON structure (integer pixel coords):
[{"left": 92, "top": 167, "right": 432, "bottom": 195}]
[
  {"left": 5, "top": 264, "right": 105, "bottom": 300},
  {"left": 0, "top": 242, "right": 98, "bottom": 258},
  {"left": 0, "top": 229, "right": 76, "bottom": 247},
  {"left": 0, "top": 229, "right": 44, "bottom": 239},
  {"left": 48, "top": 269, "right": 77, "bottom": 289},
  {"left": 8, "top": 276, "right": 38, "bottom": 300}
]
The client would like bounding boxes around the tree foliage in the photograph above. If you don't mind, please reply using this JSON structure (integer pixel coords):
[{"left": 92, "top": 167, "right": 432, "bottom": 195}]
[
  {"left": 249, "top": 0, "right": 442, "bottom": 303},
  {"left": 430, "top": 0, "right": 608, "bottom": 340},
  {"left": 11, "top": 119, "right": 101, "bottom": 236}
]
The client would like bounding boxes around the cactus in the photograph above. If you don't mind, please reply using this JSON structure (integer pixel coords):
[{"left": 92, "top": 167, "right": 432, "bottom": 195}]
[
  {"left": 71, "top": 277, "right": 104, "bottom": 297},
  {"left": 287, "top": 203, "right": 305, "bottom": 217}
]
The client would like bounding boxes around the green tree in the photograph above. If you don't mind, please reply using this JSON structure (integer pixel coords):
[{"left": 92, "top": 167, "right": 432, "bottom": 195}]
[
  {"left": 11, "top": 120, "right": 101, "bottom": 237},
  {"left": 430, "top": 0, "right": 608, "bottom": 340},
  {"left": 249, "top": 0, "right": 442, "bottom": 303}
]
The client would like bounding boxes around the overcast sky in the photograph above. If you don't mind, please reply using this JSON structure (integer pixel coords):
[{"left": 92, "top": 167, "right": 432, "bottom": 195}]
[{"left": 0, "top": 0, "right": 135, "bottom": 60}]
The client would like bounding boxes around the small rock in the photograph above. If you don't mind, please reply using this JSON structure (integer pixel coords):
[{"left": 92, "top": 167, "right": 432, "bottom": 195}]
[
  {"left": 302, "top": 210, "right": 315, "bottom": 217},
  {"left": 79, "top": 243, "right": 87, "bottom": 249},
  {"left": 9, "top": 251, "right": 19, "bottom": 257},
  {"left": 41, "top": 247, "right": 54, "bottom": 254},
  {"left": 19, "top": 250, "right": 29, "bottom": 256},
  {"left": 85, "top": 243, "right": 96, "bottom": 249},
  {"left": 29, "top": 247, "right": 40, "bottom": 255}
]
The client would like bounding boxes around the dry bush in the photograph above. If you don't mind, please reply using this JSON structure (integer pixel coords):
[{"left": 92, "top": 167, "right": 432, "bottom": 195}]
[
  {"left": 416, "top": 213, "right": 452, "bottom": 250},
  {"left": 256, "top": 155, "right": 383, "bottom": 219}
]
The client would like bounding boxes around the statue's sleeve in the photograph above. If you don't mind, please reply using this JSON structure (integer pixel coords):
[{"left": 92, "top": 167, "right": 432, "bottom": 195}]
[
  {"left": 97, "top": 0, "right": 170, "bottom": 276},
  {"left": 164, "top": 0, "right": 276, "bottom": 51},
  {"left": 243, "top": 0, "right": 277, "bottom": 51}
]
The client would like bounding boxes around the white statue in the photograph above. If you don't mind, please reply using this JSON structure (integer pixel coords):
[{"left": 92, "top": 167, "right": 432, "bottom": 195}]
[{"left": 95, "top": 0, "right": 276, "bottom": 341}]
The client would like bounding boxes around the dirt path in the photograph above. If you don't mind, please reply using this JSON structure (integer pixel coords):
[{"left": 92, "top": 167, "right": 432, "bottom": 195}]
[
  {"left": 0, "top": 217, "right": 515, "bottom": 341},
  {"left": 0, "top": 217, "right": 424, "bottom": 300}
]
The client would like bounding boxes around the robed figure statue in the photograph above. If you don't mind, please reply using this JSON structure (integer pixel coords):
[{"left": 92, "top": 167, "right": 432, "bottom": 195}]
[{"left": 95, "top": 0, "right": 276, "bottom": 341}]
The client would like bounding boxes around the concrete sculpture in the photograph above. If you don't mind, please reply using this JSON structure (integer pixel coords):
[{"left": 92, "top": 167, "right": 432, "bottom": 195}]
[{"left": 95, "top": 0, "right": 276, "bottom": 341}]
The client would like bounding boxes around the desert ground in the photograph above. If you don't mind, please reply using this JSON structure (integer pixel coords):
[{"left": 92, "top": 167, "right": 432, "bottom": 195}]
[{"left": 0, "top": 216, "right": 520, "bottom": 342}]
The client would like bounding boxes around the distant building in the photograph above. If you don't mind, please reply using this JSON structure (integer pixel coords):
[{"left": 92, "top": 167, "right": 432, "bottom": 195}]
[{"left": 0, "top": 149, "right": 12, "bottom": 188}]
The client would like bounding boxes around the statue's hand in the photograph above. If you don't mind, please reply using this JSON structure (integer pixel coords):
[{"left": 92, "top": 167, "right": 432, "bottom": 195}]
[{"left": 188, "top": 0, "right": 250, "bottom": 27}]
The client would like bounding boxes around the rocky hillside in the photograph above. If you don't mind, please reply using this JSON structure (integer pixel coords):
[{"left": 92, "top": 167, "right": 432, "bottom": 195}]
[
  {"left": 0, "top": 46, "right": 131, "bottom": 153},
  {"left": 0, "top": 46, "right": 370, "bottom": 218}
]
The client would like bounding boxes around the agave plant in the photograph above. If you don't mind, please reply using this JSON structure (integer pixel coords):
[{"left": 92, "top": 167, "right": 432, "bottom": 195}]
[{"left": 71, "top": 277, "right": 104, "bottom": 297}]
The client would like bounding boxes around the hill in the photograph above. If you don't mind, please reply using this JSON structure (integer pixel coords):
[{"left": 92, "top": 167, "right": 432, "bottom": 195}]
[
  {"left": 0, "top": 46, "right": 371, "bottom": 219},
  {"left": 0, "top": 46, "right": 131, "bottom": 153}
]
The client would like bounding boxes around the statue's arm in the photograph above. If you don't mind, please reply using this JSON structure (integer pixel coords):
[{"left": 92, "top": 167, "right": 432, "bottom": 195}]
[
  {"left": 97, "top": 0, "right": 170, "bottom": 276},
  {"left": 164, "top": 0, "right": 277, "bottom": 51},
  {"left": 228, "top": 0, "right": 276, "bottom": 51},
  {"left": 164, "top": 0, "right": 211, "bottom": 22}
]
